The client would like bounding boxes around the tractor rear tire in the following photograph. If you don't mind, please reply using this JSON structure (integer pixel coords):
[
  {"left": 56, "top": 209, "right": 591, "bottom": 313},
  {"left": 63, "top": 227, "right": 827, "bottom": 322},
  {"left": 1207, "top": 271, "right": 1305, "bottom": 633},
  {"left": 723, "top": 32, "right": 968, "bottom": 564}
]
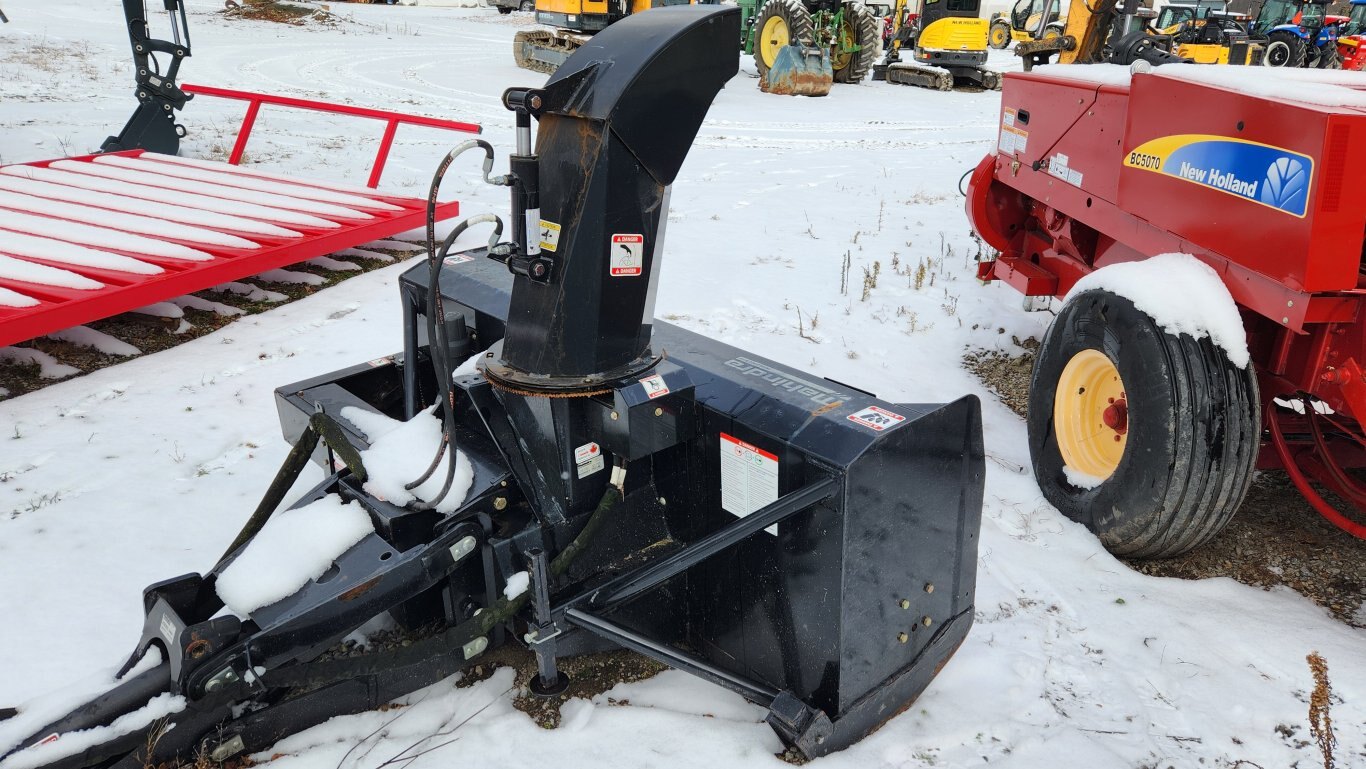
[
  {"left": 1265, "top": 31, "right": 1306, "bottom": 67},
  {"left": 754, "top": 0, "right": 816, "bottom": 78},
  {"left": 989, "top": 20, "right": 1011, "bottom": 49},
  {"left": 833, "top": 2, "right": 882, "bottom": 83},
  {"left": 1027, "top": 289, "right": 1259, "bottom": 559},
  {"left": 1316, "top": 45, "right": 1342, "bottom": 68}
]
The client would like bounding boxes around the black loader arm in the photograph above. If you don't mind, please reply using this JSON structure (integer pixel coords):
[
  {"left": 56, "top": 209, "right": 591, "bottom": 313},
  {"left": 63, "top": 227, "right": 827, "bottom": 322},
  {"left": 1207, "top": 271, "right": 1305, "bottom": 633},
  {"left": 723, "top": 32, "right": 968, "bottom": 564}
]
[{"left": 102, "top": 0, "right": 193, "bottom": 155}]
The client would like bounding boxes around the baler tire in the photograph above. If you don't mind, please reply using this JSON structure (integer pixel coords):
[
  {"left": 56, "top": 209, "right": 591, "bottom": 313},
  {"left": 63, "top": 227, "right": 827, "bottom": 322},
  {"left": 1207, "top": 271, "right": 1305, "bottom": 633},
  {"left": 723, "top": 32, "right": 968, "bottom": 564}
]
[
  {"left": 754, "top": 0, "right": 816, "bottom": 78},
  {"left": 989, "top": 20, "right": 1010, "bottom": 49},
  {"left": 1265, "top": 32, "right": 1306, "bottom": 67},
  {"left": 1027, "top": 289, "right": 1259, "bottom": 559}
]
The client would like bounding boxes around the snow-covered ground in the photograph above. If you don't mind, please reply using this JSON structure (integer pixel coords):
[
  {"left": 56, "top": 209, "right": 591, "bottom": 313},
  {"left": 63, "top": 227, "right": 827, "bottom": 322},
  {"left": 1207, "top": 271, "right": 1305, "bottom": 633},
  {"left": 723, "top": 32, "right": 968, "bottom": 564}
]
[{"left": 1, "top": 2, "right": 1363, "bottom": 768}]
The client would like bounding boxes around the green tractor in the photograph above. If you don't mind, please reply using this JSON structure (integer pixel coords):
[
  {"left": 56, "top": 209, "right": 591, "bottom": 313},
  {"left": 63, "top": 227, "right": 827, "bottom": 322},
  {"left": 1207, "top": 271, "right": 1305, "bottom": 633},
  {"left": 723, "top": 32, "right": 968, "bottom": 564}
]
[{"left": 739, "top": 0, "right": 883, "bottom": 93}]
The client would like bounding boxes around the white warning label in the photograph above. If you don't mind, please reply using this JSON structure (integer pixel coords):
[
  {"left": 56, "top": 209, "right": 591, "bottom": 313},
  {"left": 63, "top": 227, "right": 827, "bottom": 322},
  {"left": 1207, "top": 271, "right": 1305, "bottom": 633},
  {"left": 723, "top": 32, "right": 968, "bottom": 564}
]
[
  {"left": 538, "top": 220, "right": 561, "bottom": 252},
  {"left": 574, "top": 442, "right": 604, "bottom": 479},
  {"left": 847, "top": 405, "right": 906, "bottom": 432},
  {"left": 720, "top": 432, "right": 779, "bottom": 535},
  {"left": 639, "top": 374, "right": 669, "bottom": 399},
  {"left": 610, "top": 233, "right": 644, "bottom": 276}
]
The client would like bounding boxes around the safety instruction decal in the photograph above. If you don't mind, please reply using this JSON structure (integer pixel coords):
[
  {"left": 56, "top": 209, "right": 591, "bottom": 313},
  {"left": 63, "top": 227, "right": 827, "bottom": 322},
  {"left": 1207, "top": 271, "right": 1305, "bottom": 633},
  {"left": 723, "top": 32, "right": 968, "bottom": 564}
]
[
  {"left": 720, "top": 432, "right": 779, "bottom": 535},
  {"left": 443, "top": 254, "right": 474, "bottom": 265},
  {"left": 574, "top": 442, "right": 604, "bottom": 479},
  {"left": 847, "top": 405, "right": 906, "bottom": 432},
  {"left": 999, "top": 125, "right": 1028, "bottom": 155},
  {"left": 538, "top": 219, "right": 562, "bottom": 252},
  {"left": 1048, "top": 153, "right": 1084, "bottom": 188},
  {"left": 1003, "top": 107, "right": 1017, "bottom": 127},
  {"left": 1123, "top": 134, "right": 1314, "bottom": 217},
  {"left": 610, "top": 233, "right": 644, "bottom": 276},
  {"left": 639, "top": 374, "right": 669, "bottom": 399}
]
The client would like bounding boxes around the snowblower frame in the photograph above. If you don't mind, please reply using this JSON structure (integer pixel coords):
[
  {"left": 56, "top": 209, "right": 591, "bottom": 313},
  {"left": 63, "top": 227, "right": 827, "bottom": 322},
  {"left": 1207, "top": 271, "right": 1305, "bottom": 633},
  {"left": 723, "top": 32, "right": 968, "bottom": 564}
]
[{"left": 0, "top": 7, "right": 983, "bottom": 767}]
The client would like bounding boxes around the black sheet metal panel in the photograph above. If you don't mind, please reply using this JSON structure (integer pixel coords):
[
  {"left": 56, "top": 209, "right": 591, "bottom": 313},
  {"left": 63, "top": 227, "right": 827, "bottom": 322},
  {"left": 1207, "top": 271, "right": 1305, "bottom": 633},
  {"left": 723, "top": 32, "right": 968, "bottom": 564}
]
[
  {"left": 377, "top": 255, "right": 984, "bottom": 749},
  {"left": 497, "top": 6, "right": 741, "bottom": 381}
]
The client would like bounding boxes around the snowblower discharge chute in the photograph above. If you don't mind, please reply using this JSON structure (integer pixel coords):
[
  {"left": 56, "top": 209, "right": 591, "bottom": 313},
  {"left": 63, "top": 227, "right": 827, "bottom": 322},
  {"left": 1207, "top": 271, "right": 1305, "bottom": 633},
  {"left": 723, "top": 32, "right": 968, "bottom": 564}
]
[{"left": 0, "top": 7, "right": 984, "bottom": 765}]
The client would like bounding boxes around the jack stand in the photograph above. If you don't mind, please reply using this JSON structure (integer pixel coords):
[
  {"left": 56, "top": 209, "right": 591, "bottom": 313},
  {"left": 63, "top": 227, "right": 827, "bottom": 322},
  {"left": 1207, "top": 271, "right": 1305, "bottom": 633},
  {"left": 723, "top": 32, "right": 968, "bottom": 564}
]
[{"left": 526, "top": 548, "right": 569, "bottom": 697}]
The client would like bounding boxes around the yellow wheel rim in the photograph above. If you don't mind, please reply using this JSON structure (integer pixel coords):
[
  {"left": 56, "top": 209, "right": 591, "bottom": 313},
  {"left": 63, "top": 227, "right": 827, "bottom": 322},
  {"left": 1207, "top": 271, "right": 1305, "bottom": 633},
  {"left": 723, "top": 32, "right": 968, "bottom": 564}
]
[
  {"left": 990, "top": 25, "right": 1008, "bottom": 47},
  {"left": 1054, "top": 349, "right": 1128, "bottom": 481},
  {"left": 1042, "top": 27, "right": 1061, "bottom": 40},
  {"left": 833, "top": 19, "right": 856, "bottom": 72},
  {"left": 760, "top": 15, "right": 790, "bottom": 68}
]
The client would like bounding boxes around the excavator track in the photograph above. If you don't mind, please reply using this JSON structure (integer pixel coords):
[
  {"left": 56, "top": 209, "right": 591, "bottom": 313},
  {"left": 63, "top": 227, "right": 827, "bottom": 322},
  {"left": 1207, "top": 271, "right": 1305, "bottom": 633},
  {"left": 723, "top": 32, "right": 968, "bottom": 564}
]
[
  {"left": 513, "top": 29, "right": 590, "bottom": 74},
  {"left": 886, "top": 61, "right": 954, "bottom": 90}
]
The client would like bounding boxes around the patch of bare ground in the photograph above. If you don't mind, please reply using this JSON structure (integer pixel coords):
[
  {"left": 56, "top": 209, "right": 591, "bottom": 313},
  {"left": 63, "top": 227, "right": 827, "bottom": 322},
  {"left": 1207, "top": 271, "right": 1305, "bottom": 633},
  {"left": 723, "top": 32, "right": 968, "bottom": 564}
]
[
  {"left": 455, "top": 644, "right": 666, "bottom": 728},
  {"left": 222, "top": 0, "right": 346, "bottom": 26},
  {"left": 965, "top": 339, "right": 1366, "bottom": 628}
]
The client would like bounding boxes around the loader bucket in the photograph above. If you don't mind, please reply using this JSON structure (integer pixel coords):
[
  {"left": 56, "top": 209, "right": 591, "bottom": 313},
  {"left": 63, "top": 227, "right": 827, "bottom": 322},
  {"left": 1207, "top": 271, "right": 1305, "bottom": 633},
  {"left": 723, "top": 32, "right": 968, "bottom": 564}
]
[{"left": 761, "top": 42, "right": 833, "bottom": 96}]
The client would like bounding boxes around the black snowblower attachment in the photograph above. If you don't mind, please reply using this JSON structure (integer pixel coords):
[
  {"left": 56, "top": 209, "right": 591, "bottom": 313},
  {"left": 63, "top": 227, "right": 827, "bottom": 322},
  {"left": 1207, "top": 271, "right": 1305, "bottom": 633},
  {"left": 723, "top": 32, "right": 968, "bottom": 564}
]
[{"left": 0, "top": 6, "right": 983, "bottom": 766}]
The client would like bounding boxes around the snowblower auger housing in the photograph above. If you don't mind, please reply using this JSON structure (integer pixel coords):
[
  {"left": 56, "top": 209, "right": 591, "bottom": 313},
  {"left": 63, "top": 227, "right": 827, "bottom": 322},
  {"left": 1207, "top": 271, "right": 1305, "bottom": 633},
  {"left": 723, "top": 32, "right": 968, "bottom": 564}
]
[{"left": 0, "top": 7, "right": 983, "bottom": 767}]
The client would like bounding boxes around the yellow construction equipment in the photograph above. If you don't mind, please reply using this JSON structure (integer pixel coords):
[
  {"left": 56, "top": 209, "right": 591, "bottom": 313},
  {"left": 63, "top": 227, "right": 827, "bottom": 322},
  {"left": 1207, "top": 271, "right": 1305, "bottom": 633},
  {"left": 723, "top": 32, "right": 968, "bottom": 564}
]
[
  {"left": 988, "top": 0, "right": 1064, "bottom": 49},
  {"left": 874, "top": 0, "right": 1000, "bottom": 90},
  {"left": 514, "top": 0, "right": 697, "bottom": 73}
]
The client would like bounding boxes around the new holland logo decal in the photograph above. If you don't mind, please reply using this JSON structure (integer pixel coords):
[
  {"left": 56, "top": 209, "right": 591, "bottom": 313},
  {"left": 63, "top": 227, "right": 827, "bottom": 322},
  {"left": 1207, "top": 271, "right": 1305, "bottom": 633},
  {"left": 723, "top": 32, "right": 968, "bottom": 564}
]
[{"left": 1123, "top": 134, "right": 1314, "bottom": 218}]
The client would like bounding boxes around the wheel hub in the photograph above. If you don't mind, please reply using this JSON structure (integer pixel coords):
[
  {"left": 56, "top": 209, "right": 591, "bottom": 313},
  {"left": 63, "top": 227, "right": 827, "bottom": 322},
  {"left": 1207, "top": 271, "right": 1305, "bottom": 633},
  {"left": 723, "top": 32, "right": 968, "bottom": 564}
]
[
  {"left": 761, "top": 15, "right": 790, "bottom": 68},
  {"left": 1054, "top": 349, "right": 1129, "bottom": 480}
]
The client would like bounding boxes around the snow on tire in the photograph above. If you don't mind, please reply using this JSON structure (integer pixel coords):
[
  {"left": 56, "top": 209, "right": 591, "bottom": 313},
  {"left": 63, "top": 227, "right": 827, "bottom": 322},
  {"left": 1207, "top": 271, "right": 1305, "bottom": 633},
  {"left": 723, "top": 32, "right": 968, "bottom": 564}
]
[{"left": 1027, "top": 289, "right": 1260, "bottom": 559}]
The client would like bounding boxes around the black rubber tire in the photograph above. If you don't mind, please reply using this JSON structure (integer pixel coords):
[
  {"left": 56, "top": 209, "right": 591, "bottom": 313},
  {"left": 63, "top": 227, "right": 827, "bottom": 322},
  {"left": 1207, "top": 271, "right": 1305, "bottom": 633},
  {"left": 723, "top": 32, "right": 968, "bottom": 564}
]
[
  {"left": 1027, "top": 289, "right": 1260, "bottom": 559},
  {"left": 497, "top": 5, "right": 513, "bottom": 13},
  {"left": 518, "top": 0, "right": 534, "bottom": 11},
  {"left": 833, "top": 2, "right": 882, "bottom": 83},
  {"left": 753, "top": 0, "right": 816, "bottom": 77},
  {"left": 1316, "top": 45, "right": 1341, "bottom": 69},
  {"left": 988, "top": 20, "right": 1011, "bottom": 49},
  {"left": 1265, "top": 31, "right": 1306, "bottom": 67}
]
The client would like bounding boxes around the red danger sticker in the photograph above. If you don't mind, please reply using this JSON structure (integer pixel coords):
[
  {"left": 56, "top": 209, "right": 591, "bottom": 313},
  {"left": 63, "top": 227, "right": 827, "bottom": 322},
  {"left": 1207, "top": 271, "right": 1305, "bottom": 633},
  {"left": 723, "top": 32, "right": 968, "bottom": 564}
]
[
  {"left": 610, "top": 234, "right": 644, "bottom": 276},
  {"left": 847, "top": 405, "right": 906, "bottom": 432}
]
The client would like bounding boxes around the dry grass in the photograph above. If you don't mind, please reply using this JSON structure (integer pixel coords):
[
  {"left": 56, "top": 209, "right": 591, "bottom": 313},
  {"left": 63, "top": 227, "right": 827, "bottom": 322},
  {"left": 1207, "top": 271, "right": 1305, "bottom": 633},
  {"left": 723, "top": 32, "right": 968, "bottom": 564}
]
[{"left": 1307, "top": 651, "right": 1337, "bottom": 769}]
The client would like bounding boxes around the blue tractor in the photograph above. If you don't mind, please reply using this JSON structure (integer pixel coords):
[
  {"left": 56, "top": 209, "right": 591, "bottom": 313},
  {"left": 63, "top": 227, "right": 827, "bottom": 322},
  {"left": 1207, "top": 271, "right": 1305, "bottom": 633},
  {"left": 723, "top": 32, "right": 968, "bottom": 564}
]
[{"left": 1252, "top": 0, "right": 1342, "bottom": 67}]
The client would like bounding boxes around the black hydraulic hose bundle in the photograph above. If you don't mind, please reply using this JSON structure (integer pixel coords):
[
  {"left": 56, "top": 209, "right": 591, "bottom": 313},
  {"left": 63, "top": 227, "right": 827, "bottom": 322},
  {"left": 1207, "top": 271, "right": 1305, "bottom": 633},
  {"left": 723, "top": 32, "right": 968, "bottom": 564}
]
[{"left": 409, "top": 142, "right": 504, "bottom": 512}]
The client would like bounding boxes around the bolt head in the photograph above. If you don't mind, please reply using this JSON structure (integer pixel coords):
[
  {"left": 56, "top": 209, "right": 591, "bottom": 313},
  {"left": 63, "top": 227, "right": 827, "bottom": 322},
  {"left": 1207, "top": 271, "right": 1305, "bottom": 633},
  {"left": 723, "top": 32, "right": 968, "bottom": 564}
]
[
  {"left": 493, "top": 497, "right": 508, "bottom": 511},
  {"left": 654, "top": 407, "right": 663, "bottom": 417},
  {"left": 897, "top": 632, "right": 909, "bottom": 643},
  {"left": 899, "top": 599, "right": 911, "bottom": 610}
]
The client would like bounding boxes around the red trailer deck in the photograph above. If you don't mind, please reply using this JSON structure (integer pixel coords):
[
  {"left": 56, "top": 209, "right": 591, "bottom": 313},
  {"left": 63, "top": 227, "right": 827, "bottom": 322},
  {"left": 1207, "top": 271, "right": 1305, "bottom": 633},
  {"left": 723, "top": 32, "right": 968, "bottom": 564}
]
[{"left": 0, "top": 85, "right": 481, "bottom": 350}]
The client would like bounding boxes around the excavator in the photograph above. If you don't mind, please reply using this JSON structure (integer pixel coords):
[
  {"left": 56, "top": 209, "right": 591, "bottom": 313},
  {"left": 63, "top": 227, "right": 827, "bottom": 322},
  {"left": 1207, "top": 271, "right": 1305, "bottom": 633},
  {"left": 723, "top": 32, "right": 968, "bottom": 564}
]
[
  {"left": 873, "top": 0, "right": 1001, "bottom": 90},
  {"left": 514, "top": 0, "right": 697, "bottom": 73},
  {"left": 513, "top": 0, "right": 711, "bottom": 73}
]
